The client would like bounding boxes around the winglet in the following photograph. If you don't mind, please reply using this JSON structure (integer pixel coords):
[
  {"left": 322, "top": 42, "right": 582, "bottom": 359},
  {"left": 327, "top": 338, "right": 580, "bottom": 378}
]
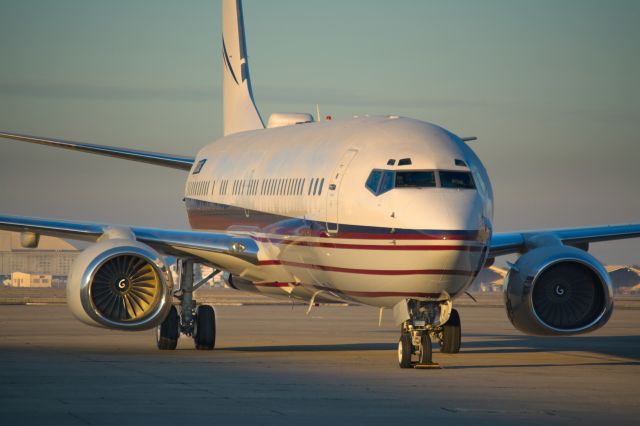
[{"left": 222, "top": 0, "right": 264, "bottom": 136}]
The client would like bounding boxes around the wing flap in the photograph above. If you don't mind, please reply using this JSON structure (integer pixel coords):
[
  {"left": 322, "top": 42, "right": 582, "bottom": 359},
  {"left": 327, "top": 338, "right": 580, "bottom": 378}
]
[{"left": 0, "top": 131, "right": 194, "bottom": 171}]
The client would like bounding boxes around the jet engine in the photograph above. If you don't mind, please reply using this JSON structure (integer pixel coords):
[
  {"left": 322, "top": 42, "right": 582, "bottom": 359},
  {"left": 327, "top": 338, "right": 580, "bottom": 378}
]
[
  {"left": 504, "top": 245, "right": 613, "bottom": 336},
  {"left": 67, "top": 239, "right": 173, "bottom": 330}
]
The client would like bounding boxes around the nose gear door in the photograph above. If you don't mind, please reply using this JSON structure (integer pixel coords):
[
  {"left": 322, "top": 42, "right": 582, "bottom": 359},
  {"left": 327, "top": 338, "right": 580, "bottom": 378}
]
[{"left": 326, "top": 149, "right": 358, "bottom": 234}]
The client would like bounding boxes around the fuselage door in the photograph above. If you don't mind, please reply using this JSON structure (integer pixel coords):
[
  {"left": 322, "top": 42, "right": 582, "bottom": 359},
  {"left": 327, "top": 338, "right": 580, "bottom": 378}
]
[{"left": 326, "top": 149, "right": 358, "bottom": 234}]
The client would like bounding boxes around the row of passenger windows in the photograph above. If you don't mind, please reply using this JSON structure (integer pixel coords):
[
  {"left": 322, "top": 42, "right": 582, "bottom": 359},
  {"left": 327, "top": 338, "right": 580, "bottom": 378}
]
[
  {"left": 187, "top": 177, "right": 326, "bottom": 197},
  {"left": 366, "top": 169, "right": 476, "bottom": 196}
]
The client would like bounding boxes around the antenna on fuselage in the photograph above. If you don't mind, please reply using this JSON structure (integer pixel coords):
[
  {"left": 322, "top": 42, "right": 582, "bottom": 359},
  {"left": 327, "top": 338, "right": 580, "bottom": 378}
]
[{"left": 316, "top": 104, "right": 321, "bottom": 122}]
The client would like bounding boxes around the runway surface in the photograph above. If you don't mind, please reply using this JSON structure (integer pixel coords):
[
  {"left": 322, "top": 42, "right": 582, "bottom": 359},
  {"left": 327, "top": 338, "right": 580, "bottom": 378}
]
[{"left": 0, "top": 303, "right": 638, "bottom": 425}]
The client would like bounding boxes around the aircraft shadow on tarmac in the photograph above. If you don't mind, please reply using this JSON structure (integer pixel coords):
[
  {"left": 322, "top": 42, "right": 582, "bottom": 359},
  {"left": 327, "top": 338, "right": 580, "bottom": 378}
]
[
  {"left": 220, "top": 343, "right": 396, "bottom": 353},
  {"left": 221, "top": 334, "right": 640, "bottom": 366},
  {"left": 460, "top": 333, "right": 640, "bottom": 360}
]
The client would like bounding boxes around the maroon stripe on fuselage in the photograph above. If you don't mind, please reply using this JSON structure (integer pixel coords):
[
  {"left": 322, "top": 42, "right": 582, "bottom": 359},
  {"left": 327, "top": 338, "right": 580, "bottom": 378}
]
[
  {"left": 186, "top": 198, "right": 483, "bottom": 242},
  {"left": 279, "top": 260, "right": 474, "bottom": 276},
  {"left": 257, "top": 259, "right": 473, "bottom": 276},
  {"left": 253, "top": 236, "right": 482, "bottom": 251},
  {"left": 313, "top": 285, "right": 445, "bottom": 299}
]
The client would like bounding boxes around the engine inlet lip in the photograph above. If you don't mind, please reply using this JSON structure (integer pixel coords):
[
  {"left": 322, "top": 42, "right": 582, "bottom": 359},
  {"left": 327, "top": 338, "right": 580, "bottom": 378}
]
[
  {"left": 80, "top": 245, "right": 170, "bottom": 330},
  {"left": 527, "top": 255, "right": 613, "bottom": 335}
]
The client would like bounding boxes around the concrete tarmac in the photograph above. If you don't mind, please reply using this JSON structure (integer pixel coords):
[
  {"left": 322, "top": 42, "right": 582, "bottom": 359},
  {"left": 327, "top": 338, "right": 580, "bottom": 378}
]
[{"left": 0, "top": 303, "right": 638, "bottom": 425}]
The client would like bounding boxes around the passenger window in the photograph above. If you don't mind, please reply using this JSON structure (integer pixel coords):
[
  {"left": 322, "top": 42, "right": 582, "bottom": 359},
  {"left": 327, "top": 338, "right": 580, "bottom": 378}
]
[
  {"left": 308, "top": 178, "right": 314, "bottom": 195},
  {"left": 318, "top": 178, "right": 324, "bottom": 195},
  {"left": 395, "top": 171, "right": 436, "bottom": 188},
  {"left": 439, "top": 171, "right": 476, "bottom": 189},
  {"left": 313, "top": 178, "right": 319, "bottom": 195}
]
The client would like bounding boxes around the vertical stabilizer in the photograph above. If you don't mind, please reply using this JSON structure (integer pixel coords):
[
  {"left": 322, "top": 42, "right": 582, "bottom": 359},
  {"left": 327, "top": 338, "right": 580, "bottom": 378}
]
[{"left": 222, "top": 0, "right": 264, "bottom": 136}]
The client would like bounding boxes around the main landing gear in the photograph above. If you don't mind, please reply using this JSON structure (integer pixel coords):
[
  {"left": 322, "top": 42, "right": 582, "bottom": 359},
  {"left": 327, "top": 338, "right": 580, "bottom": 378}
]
[
  {"left": 395, "top": 299, "right": 462, "bottom": 369},
  {"left": 156, "top": 259, "right": 217, "bottom": 350}
]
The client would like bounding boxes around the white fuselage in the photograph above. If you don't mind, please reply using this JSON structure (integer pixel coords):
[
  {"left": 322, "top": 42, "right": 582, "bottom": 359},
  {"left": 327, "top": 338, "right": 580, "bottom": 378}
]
[{"left": 183, "top": 116, "right": 494, "bottom": 308}]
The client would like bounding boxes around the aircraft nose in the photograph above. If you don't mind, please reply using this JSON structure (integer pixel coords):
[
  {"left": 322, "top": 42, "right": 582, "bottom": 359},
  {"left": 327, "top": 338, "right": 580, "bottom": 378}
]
[{"left": 440, "top": 190, "right": 487, "bottom": 238}]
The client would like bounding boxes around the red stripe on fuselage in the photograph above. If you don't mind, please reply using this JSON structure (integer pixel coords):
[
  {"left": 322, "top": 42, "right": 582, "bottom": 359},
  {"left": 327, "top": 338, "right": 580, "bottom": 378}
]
[
  {"left": 313, "top": 285, "right": 445, "bottom": 299},
  {"left": 257, "top": 259, "right": 473, "bottom": 276},
  {"left": 253, "top": 236, "right": 482, "bottom": 251},
  {"left": 279, "top": 260, "right": 474, "bottom": 276}
]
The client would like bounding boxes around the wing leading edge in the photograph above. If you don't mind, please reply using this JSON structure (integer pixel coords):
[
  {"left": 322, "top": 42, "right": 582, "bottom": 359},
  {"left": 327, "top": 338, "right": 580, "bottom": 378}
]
[
  {"left": 489, "top": 224, "right": 640, "bottom": 257},
  {"left": 0, "top": 214, "right": 259, "bottom": 266},
  {"left": 0, "top": 131, "right": 194, "bottom": 171}
]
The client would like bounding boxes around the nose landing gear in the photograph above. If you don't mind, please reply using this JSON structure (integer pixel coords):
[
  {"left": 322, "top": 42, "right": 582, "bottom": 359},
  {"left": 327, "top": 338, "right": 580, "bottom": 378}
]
[
  {"left": 398, "top": 324, "right": 440, "bottom": 369},
  {"left": 394, "top": 299, "right": 461, "bottom": 369}
]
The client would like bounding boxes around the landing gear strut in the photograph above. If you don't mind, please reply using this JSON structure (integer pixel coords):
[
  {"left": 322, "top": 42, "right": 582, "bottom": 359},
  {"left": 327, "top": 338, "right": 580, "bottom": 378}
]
[{"left": 155, "top": 259, "right": 217, "bottom": 350}]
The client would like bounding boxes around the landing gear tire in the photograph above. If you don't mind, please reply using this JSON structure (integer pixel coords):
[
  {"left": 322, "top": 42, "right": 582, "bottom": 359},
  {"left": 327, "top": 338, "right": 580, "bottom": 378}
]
[
  {"left": 193, "top": 305, "right": 216, "bottom": 350},
  {"left": 156, "top": 305, "right": 179, "bottom": 350},
  {"left": 418, "top": 333, "right": 433, "bottom": 365},
  {"left": 398, "top": 333, "right": 412, "bottom": 369},
  {"left": 440, "top": 308, "right": 461, "bottom": 353}
]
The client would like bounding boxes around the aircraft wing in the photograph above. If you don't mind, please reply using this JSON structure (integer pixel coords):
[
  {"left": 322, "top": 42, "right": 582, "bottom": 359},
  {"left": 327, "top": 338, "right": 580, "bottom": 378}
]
[
  {"left": 489, "top": 224, "right": 640, "bottom": 257},
  {"left": 0, "top": 131, "right": 194, "bottom": 171},
  {"left": 0, "top": 214, "right": 259, "bottom": 266}
]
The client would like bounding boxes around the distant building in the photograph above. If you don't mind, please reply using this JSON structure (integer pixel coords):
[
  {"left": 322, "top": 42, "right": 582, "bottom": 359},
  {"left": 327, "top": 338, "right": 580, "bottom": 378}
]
[
  {"left": 11, "top": 272, "right": 52, "bottom": 288},
  {"left": 470, "top": 264, "right": 640, "bottom": 294},
  {"left": 470, "top": 266, "right": 507, "bottom": 292},
  {"left": 607, "top": 265, "right": 640, "bottom": 294},
  {"left": 0, "top": 231, "right": 79, "bottom": 287}
]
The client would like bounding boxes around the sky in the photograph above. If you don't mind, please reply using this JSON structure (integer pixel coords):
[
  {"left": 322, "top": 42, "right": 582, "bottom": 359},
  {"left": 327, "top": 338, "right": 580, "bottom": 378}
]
[{"left": 0, "top": 0, "right": 639, "bottom": 264}]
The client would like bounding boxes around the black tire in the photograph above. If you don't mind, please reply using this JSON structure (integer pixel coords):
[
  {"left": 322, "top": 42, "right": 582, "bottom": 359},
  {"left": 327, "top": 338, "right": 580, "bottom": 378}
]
[
  {"left": 156, "top": 305, "right": 179, "bottom": 350},
  {"left": 440, "top": 309, "right": 461, "bottom": 353},
  {"left": 398, "top": 332, "right": 412, "bottom": 368},
  {"left": 193, "top": 305, "right": 216, "bottom": 350},
  {"left": 418, "top": 333, "right": 433, "bottom": 364}
]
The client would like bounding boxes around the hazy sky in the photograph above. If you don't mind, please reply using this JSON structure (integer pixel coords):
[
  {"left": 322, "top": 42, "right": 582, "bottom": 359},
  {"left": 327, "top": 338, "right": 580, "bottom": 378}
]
[{"left": 0, "top": 0, "right": 639, "bottom": 264}]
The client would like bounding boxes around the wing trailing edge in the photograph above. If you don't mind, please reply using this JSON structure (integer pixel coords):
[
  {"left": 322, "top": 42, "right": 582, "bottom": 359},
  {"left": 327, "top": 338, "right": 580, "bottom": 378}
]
[{"left": 0, "top": 131, "right": 194, "bottom": 171}]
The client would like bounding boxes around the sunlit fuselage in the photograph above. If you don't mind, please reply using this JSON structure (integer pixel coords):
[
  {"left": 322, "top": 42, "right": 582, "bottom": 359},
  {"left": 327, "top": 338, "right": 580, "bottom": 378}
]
[{"left": 184, "top": 116, "right": 494, "bottom": 307}]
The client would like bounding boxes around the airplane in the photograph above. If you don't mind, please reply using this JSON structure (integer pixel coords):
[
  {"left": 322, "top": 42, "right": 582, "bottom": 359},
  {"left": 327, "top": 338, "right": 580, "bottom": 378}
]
[{"left": 1, "top": 0, "right": 639, "bottom": 368}]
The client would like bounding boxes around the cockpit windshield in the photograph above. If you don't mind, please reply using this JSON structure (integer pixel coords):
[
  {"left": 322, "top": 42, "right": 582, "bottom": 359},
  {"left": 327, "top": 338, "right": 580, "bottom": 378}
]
[
  {"left": 365, "top": 169, "right": 475, "bottom": 196},
  {"left": 439, "top": 171, "right": 476, "bottom": 189},
  {"left": 395, "top": 171, "right": 436, "bottom": 188}
]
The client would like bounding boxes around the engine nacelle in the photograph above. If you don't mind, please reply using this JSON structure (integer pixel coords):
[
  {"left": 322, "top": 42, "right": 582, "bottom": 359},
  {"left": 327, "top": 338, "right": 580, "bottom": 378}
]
[
  {"left": 67, "top": 239, "right": 173, "bottom": 331},
  {"left": 504, "top": 246, "right": 613, "bottom": 336}
]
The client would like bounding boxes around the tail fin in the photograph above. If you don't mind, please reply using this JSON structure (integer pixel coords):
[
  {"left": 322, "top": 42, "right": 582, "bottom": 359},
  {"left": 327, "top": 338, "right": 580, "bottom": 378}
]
[{"left": 222, "top": 0, "right": 264, "bottom": 136}]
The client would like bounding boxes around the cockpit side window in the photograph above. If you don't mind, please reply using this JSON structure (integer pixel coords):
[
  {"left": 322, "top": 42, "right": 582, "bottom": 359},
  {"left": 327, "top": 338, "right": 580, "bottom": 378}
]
[
  {"left": 439, "top": 171, "right": 476, "bottom": 189},
  {"left": 379, "top": 171, "right": 395, "bottom": 195},
  {"left": 365, "top": 170, "right": 382, "bottom": 194},
  {"left": 192, "top": 159, "right": 206, "bottom": 175}
]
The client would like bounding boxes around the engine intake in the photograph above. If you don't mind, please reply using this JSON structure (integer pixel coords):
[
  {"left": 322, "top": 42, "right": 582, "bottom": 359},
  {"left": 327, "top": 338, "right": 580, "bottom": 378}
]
[
  {"left": 504, "top": 246, "right": 613, "bottom": 336},
  {"left": 67, "top": 239, "right": 173, "bottom": 330}
]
